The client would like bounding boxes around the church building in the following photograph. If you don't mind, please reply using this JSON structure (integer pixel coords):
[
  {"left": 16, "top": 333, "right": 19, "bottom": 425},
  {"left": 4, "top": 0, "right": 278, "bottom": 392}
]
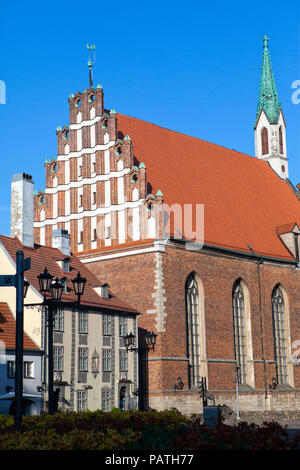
[{"left": 33, "top": 36, "right": 300, "bottom": 414}]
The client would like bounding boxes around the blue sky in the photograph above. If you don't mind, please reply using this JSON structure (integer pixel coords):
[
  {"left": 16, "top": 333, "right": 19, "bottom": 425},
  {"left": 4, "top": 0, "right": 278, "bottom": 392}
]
[{"left": 0, "top": 0, "right": 300, "bottom": 236}]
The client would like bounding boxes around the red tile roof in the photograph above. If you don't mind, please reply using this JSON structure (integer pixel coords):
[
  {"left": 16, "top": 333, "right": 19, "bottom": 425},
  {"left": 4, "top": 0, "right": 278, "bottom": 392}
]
[
  {"left": 117, "top": 114, "right": 300, "bottom": 260},
  {"left": 0, "top": 236, "right": 137, "bottom": 314},
  {"left": 0, "top": 302, "right": 39, "bottom": 350},
  {"left": 276, "top": 222, "right": 298, "bottom": 235}
]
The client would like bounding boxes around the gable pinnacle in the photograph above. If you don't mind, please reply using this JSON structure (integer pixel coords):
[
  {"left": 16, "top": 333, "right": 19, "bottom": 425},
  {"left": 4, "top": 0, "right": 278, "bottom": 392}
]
[{"left": 255, "top": 34, "right": 281, "bottom": 128}]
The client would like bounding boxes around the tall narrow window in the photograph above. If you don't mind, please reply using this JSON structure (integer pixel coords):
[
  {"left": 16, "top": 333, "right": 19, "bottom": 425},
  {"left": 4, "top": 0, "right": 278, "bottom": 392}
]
[
  {"left": 261, "top": 127, "right": 269, "bottom": 155},
  {"left": 54, "top": 309, "right": 64, "bottom": 331},
  {"left": 77, "top": 391, "right": 87, "bottom": 411},
  {"left": 53, "top": 347, "right": 64, "bottom": 372},
  {"left": 185, "top": 273, "right": 200, "bottom": 388},
  {"left": 232, "top": 280, "right": 247, "bottom": 384},
  {"left": 119, "top": 350, "right": 128, "bottom": 372},
  {"left": 119, "top": 316, "right": 127, "bottom": 337},
  {"left": 23, "top": 361, "right": 34, "bottom": 378},
  {"left": 272, "top": 286, "right": 288, "bottom": 385},
  {"left": 103, "top": 314, "right": 112, "bottom": 336},
  {"left": 7, "top": 361, "right": 15, "bottom": 378},
  {"left": 78, "top": 312, "right": 88, "bottom": 334},
  {"left": 102, "top": 389, "right": 111, "bottom": 412},
  {"left": 102, "top": 349, "right": 112, "bottom": 372},
  {"left": 78, "top": 348, "right": 88, "bottom": 372},
  {"left": 279, "top": 126, "right": 283, "bottom": 154}
]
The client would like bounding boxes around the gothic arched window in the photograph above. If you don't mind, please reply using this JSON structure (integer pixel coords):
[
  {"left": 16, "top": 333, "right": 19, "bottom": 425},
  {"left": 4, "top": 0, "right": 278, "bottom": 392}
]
[
  {"left": 272, "top": 286, "right": 288, "bottom": 385},
  {"left": 279, "top": 126, "right": 284, "bottom": 155},
  {"left": 261, "top": 127, "right": 269, "bottom": 155},
  {"left": 186, "top": 273, "right": 200, "bottom": 388},
  {"left": 232, "top": 280, "right": 247, "bottom": 384}
]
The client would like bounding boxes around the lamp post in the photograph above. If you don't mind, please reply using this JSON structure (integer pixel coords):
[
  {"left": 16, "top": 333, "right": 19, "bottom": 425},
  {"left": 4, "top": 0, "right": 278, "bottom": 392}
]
[
  {"left": 0, "top": 250, "right": 31, "bottom": 430},
  {"left": 26, "top": 268, "right": 87, "bottom": 414},
  {"left": 124, "top": 331, "right": 157, "bottom": 411}
]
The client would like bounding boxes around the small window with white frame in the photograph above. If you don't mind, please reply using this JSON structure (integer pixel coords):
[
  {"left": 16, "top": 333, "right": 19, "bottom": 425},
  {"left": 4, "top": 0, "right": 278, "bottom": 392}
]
[
  {"left": 24, "top": 361, "right": 34, "bottom": 378},
  {"left": 53, "top": 346, "right": 64, "bottom": 372},
  {"left": 119, "top": 349, "right": 128, "bottom": 372},
  {"left": 102, "top": 349, "right": 111, "bottom": 372},
  {"left": 102, "top": 314, "right": 112, "bottom": 336},
  {"left": 78, "top": 348, "right": 88, "bottom": 372},
  {"left": 78, "top": 311, "right": 88, "bottom": 334},
  {"left": 77, "top": 390, "right": 87, "bottom": 411},
  {"left": 54, "top": 308, "right": 64, "bottom": 331},
  {"left": 101, "top": 389, "right": 111, "bottom": 412},
  {"left": 7, "top": 361, "right": 15, "bottom": 378},
  {"left": 119, "top": 316, "right": 127, "bottom": 337}
]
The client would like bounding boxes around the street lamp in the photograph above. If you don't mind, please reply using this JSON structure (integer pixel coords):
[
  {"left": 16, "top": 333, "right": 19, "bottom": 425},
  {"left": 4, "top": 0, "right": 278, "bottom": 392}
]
[
  {"left": 145, "top": 331, "right": 157, "bottom": 351},
  {"left": 37, "top": 268, "right": 53, "bottom": 294},
  {"left": 23, "top": 280, "right": 30, "bottom": 299},
  {"left": 124, "top": 331, "right": 157, "bottom": 352},
  {"left": 72, "top": 271, "right": 87, "bottom": 303},
  {"left": 49, "top": 278, "right": 64, "bottom": 301},
  {"left": 124, "top": 330, "right": 157, "bottom": 411},
  {"left": 124, "top": 332, "right": 136, "bottom": 351},
  {"left": 26, "top": 268, "right": 86, "bottom": 415}
]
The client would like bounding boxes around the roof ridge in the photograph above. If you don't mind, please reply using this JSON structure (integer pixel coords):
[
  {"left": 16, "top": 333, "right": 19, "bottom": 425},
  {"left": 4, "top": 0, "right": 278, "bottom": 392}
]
[{"left": 117, "top": 113, "right": 256, "bottom": 161}]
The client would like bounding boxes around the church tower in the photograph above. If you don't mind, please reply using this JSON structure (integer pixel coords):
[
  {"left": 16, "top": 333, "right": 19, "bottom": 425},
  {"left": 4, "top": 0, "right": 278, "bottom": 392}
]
[{"left": 254, "top": 35, "right": 288, "bottom": 179}]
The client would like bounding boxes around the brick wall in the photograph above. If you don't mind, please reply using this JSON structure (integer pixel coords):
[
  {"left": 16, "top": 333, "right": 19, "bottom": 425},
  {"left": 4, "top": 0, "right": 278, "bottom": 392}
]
[{"left": 83, "top": 241, "right": 300, "bottom": 413}]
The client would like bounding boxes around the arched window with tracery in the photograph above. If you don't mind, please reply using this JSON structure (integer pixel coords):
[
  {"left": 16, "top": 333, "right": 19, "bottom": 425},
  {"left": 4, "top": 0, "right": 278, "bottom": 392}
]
[
  {"left": 261, "top": 127, "right": 269, "bottom": 155},
  {"left": 272, "top": 286, "right": 288, "bottom": 385},
  {"left": 185, "top": 273, "right": 200, "bottom": 388},
  {"left": 232, "top": 280, "right": 247, "bottom": 384}
]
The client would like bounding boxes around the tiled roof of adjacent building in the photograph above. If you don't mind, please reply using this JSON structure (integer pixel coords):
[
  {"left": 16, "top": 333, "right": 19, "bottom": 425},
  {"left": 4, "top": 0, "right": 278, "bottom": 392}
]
[
  {"left": 0, "top": 302, "right": 39, "bottom": 350},
  {"left": 0, "top": 235, "right": 138, "bottom": 314},
  {"left": 116, "top": 113, "right": 300, "bottom": 260}
]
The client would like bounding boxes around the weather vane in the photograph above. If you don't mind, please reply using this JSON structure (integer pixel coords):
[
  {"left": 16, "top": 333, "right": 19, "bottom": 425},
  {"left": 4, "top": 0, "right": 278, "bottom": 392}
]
[{"left": 87, "top": 44, "right": 96, "bottom": 88}]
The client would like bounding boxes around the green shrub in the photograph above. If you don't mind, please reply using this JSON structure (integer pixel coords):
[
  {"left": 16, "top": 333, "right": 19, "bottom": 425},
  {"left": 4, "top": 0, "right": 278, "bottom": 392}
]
[{"left": 0, "top": 410, "right": 299, "bottom": 450}]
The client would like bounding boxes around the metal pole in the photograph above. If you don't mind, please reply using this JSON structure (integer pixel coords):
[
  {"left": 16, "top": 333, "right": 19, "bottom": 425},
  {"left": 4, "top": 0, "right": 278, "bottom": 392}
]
[
  {"left": 236, "top": 367, "right": 240, "bottom": 420},
  {"left": 204, "top": 377, "right": 208, "bottom": 407},
  {"left": 15, "top": 250, "right": 24, "bottom": 430},
  {"left": 48, "top": 303, "right": 54, "bottom": 414},
  {"left": 138, "top": 350, "right": 144, "bottom": 411}
]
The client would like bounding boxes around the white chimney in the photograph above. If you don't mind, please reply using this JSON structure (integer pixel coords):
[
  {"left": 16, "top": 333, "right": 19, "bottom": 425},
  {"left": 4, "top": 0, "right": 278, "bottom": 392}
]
[
  {"left": 52, "top": 229, "right": 70, "bottom": 256},
  {"left": 11, "top": 173, "right": 34, "bottom": 247}
]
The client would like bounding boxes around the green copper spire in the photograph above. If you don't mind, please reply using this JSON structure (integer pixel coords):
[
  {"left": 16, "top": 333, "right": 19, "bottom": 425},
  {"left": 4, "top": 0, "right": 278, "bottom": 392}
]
[{"left": 255, "top": 34, "right": 281, "bottom": 127}]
